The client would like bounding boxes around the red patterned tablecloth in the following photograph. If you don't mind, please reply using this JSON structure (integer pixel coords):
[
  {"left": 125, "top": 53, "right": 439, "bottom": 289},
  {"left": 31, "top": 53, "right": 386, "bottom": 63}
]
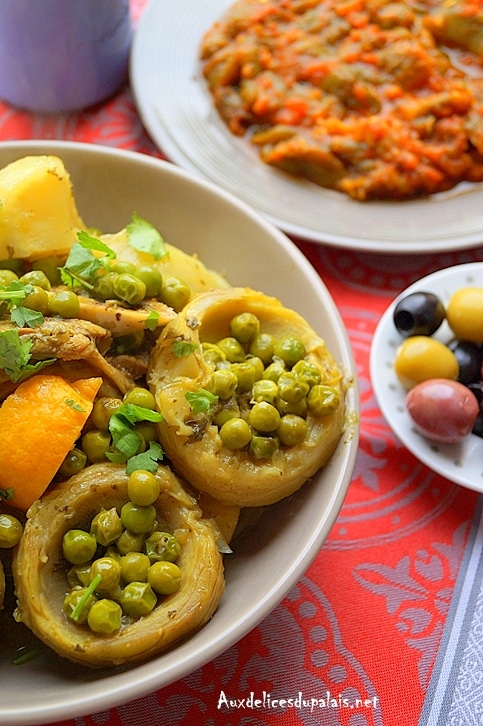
[{"left": 1, "top": 2, "right": 483, "bottom": 725}]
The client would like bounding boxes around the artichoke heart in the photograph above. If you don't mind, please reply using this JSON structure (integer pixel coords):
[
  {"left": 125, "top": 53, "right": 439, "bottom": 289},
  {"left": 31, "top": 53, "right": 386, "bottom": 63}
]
[
  {"left": 148, "top": 287, "right": 346, "bottom": 507},
  {"left": 12, "top": 463, "right": 225, "bottom": 668}
]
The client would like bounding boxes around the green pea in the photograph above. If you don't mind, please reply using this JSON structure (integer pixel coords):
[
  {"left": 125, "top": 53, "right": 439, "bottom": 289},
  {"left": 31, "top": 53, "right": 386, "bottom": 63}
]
[
  {"left": 248, "top": 401, "right": 281, "bottom": 433},
  {"left": 48, "top": 289, "right": 80, "bottom": 318},
  {"left": 263, "top": 361, "right": 286, "bottom": 383},
  {"left": 159, "top": 276, "right": 191, "bottom": 312},
  {"left": 0, "top": 269, "right": 19, "bottom": 286},
  {"left": 249, "top": 435, "right": 279, "bottom": 460},
  {"left": 0, "top": 513, "right": 23, "bottom": 548},
  {"left": 115, "top": 529, "right": 145, "bottom": 555},
  {"left": 249, "top": 332, "right": 275, "bottom": 365},
  {"left": 148, "top": 561, "right": 181, "bottom": 595},
  {"left": 277, "top": 414, "right": 307, "bottom": 446},
  {"left": 231, "top": 361, "right": 256, "bottom": 392},
  {"left": 120, "top": 552, "right": 151, "bottom": 584},
  {"left": 273, "top": 335, "right": 306, "bottom": 367},
  {"left": 90, "top": 557, "right": 121, "bottom": 595},
  {"left": 0, "top": 259, "right": 22, "bottom": 274},
  {"left": 229, "top": 312, "right": 260, "bottom": 343},
  {"left": 277, "top": 397, "right": 308, "bottom": 417},
  {"left": 87, "top": 598, "right": 122, "bottom": 634},
  {"left": 90, "top": 397, "right": 123, "bottom": 431},
  {"left": 81, "top": 429, "right": 111, "bottom": 463},
  {"left": 135, "top": 422, "right": 158, "bottom": 445},
  {"left": 219, "top": 417, "right": 252, "bottom": 450},
  {"left": 245, "top": 355, "right": 264, "bottom": 381},
  {"left": 120, "top": 581, "right": 157, "bottom": 618},
  {"left": 123, "top": 386, "right": 156, "bottom": 410},
  {"left": 62, "top": 529, "right": 97, "bottom": 565},
  {"left": 209, "top": 368, "right": 238, "bottom": 400},
  {"left": 121, "top": 501, "right": 156, "bottom": 534},
  {"left": 213, "top": 400, "right": 241, "bottom": 427},
  {"left": 20, "top": 270, "right": 51, "bottom": 290},
  {"left": 202, "top": 343, "right": 226, "bottom": 367},
  {"left": 58, "top": 447, "right": 87, "bottom": 478},
  {"left": 292, "top": 359, "right": 321, "bottom": 387},
  {"left": 32, "top": 256, "right": 62, "bottom": 286},
  {"left": 63, "top": 587, "right": 97, "bottom": 624},
  {"left": 21, "top": 285, "right": 49, "bottom": 315},
  {"left": 93, "top": 271, "right": 119, "bottom": 301},
  {"left": 145, "top": 531, "right": 181, "bottom": 563},
  {"left": 90, "top": 507, "right": 123, "bottom": 546},
  {"left": 307, "top": 384, "right": 340, "bottom": 416},
  {"left": 277, "top": 372, "right": 310, "bottom": 403},
  {"left": 127, "top": 469, "right": 160, "bottom": 507},
  {"left": 136, "top": 265, "right": 163, "bottom": 297},
  {"left": 113, "top": 273, "right": 147, "bottom": 305},
  {"left": 67, "top": 563, "right": 92, "bottom": 588},
  {"left": 251, "top": 379, "right": 279, "bottom": 405},
  {"left": 216, "top": 337, "right": 246, "bottom": 363},
  {"left": 109, "top": 260, "right": 137, "bottom": 276}
]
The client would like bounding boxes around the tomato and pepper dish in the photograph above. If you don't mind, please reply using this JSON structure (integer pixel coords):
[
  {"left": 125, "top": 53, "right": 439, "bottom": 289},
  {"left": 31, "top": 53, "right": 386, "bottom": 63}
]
[{"left": 200, "top": 0, "right": 483, "bottom": 201}]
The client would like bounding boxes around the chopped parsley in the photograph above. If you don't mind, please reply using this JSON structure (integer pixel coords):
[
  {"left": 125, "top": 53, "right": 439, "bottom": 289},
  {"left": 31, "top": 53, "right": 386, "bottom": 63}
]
[
  {"left": 106, "top": 402, "right": 163, "bottom": 466},
  {"left": 172, "top": 339, "right": 197, "bottom": 358},
  {"left": 59, "top": 230, "right": 116, "bottom": 289},
  {"left": 0, "top": 329, "right": 54, "bottom": 382},
  {"left": 185, "top": 387, "right": 218, "bottom": 414},
  {"left": 127, "top": 212, "right": 167, "bottom": 260}
]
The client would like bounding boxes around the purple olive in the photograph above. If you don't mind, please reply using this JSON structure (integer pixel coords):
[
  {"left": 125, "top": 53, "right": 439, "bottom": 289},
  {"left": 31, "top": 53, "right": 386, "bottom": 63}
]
[
  {"left": 406, "top": 378, "right": 479, "bottom": 444},
  {"left": 393, "top": 291, "right": 445, "bottom": 338}
]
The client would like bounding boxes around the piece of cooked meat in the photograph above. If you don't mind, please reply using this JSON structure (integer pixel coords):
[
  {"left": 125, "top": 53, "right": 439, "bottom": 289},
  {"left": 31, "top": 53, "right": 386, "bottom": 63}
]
[{"left": 75, "top": 296, "right": 177, "bottom": 336}]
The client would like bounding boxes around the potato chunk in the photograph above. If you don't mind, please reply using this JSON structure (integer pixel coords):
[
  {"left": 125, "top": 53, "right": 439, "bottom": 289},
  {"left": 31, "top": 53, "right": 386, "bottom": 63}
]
[{"left": 0, "top": 155, "right": 85, "bottom": 261}]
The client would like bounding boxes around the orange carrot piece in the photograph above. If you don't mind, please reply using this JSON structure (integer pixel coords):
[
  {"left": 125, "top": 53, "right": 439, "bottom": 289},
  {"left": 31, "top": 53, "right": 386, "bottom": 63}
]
[{"left": 0, "top": 374, "right": 102, "bottom": 512}]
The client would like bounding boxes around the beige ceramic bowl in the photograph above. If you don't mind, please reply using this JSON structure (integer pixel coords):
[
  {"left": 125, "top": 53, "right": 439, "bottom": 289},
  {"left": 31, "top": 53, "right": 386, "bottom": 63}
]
[{"left": 0, "top": 141, "right": 358, "bottom": 725}]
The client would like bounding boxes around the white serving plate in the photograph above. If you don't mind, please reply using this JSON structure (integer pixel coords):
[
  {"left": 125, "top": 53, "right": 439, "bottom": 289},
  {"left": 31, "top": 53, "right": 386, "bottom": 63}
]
[
  {"left": 0, "top": 140, "right": 358, "bottom": 725},
  {"left": 130, "top": 0, "right": 483, "bottom": 253},
  {"left": 371, "top": 262, "right": 483, "bottom": 493}
]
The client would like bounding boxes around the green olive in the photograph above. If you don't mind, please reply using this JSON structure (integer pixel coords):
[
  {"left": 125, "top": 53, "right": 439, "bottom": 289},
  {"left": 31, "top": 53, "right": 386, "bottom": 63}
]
[
  {"left": 115, "top": 529, "right": 145, "bottom": 555},
  {"left": 90, "top": 397, "right": 123, "bottom": 431},
  {"left": 122, "top": 386, "right": 156, "bottom": 410},
  {"left": 58, "top": 447, "right": 87, "bottom": 478},
  {"left": 0, "top": 513, "right": 23, "bottom": 548},
  {"left": 87, "top": 598, "right": 122, "bottom": 634},
  {"left": 229, "top": 312, "right": 261, "bottom": 343},
  {"left": 249, "top": 332, "right": 275, "bottom": 365},
  {"left": 277, "top": 414, "right": 307, "bottom": 445},
  {"left": 120, "top": 551, "right": 151, "bottom": 584},
  {"left": 120, "top": 581, "right": 157, "bottom": 618},
  {"left": 159, "top": 276, "right": 191, "bottom": 312},
  {"left": 32, "top": 256, "right": 62, "bottom": 286},
  {"left": 63, "top": 587, "right": 97, "bottom": 624},
  {"left": 209, "top": 368, "right": 238, "bottom": 400},
  {"left": 81, "top": 429, "right": 111, "bottom": 463},
  {"left": 145, "top": 531, "right": 181, "bottom": 563},
  {"left": 148, "top": 560, "right": 182, "bottom": 595},
  {"left": 62, "top": 529, "right": 97, "bottom": 565},
  {"left": 120, "top": 501, "right": 157, "bottom": 534},
  {"left": 21, "top": 285, "right": 49, "bottom": 315},
  {"left": 136, "top": 265, "right": 163, "bottom": 298},
  {"left": 273, "top": 335, "right": 306, "bottom": 367},
  {"left": 47, "top": 289, "right": 80, "bottom": 318},
  {"left": 216, "top": 337, "right": 246, "bottom": 363},
  {"left": 20, "top": 270, "right": 51, "bottom": 290},
  {"left": 307, "top": 384, "right": 341, "bottom": 416},
  {"left": 90, "top": 507, "right": 123, "bottom": 546},
  {"left": 113, "top": 273, "right": 147, "bottom": 305},
  {"left": 248, "top": 401, "right": 281, "bottom": 433},
  {"left": 127, "top": 469, "right": 160, "bottom": 506},
  {"left": 0, "top": 269, "right": 19, "bottom": 286},
  {"left": 219, "top": 417, "right": 252, "bottom": 450}
]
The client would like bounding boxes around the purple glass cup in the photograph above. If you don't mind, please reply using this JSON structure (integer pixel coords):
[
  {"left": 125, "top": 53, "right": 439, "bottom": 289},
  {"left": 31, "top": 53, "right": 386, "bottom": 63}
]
[{"left": 0, "top": 0, "right": 133, "bottom": 113}]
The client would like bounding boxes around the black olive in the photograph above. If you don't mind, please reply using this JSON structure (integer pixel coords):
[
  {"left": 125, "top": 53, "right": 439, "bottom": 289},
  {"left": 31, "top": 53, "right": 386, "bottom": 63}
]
[
  {"left": 393, "top": 291, "right": 445, "bottom": 338},
  {"left": 448, "top": 340, "right": 483, "bottom": 385}
]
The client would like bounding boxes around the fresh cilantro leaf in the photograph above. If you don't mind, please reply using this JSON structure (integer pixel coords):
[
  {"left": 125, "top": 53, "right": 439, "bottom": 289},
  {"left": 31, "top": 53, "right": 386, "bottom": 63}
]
[
  {"left": 77, "top": 230, "right": 116, "bottom": 258},
  {"left": 185, "top": 387, "right": 218, "bottom": 414},
  {"left": 144, "top": 309, "right": 160, "bottom": 331},
  {"left": 115, "top": 402, "right": 163, "bottom": 426},
  {"left": 126, "top": 441, "right": 164, "bottom": 475},
  {"left": 0, "top": 487, "right": 14, "bottom": 502},
  {"left": 10, "top": 306, "right": 44, "bottom": 328},
  {"left": 59, "top": 232, "right": 116, "bottom": 289},
  {"left": 0, "top": 329, "right": 54, "bottom": 382},
  {"left": 127, "top": 213, "right": 167, "bottom": 260},
  {"left": 107, "top": 402, "right": 163, "bottom": 463},
  {"left": 0, "top": 280, "right": 34, "bottom": 306},
  {"left": 172, "top": 339, "right": 197, "bottom": 357}
]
